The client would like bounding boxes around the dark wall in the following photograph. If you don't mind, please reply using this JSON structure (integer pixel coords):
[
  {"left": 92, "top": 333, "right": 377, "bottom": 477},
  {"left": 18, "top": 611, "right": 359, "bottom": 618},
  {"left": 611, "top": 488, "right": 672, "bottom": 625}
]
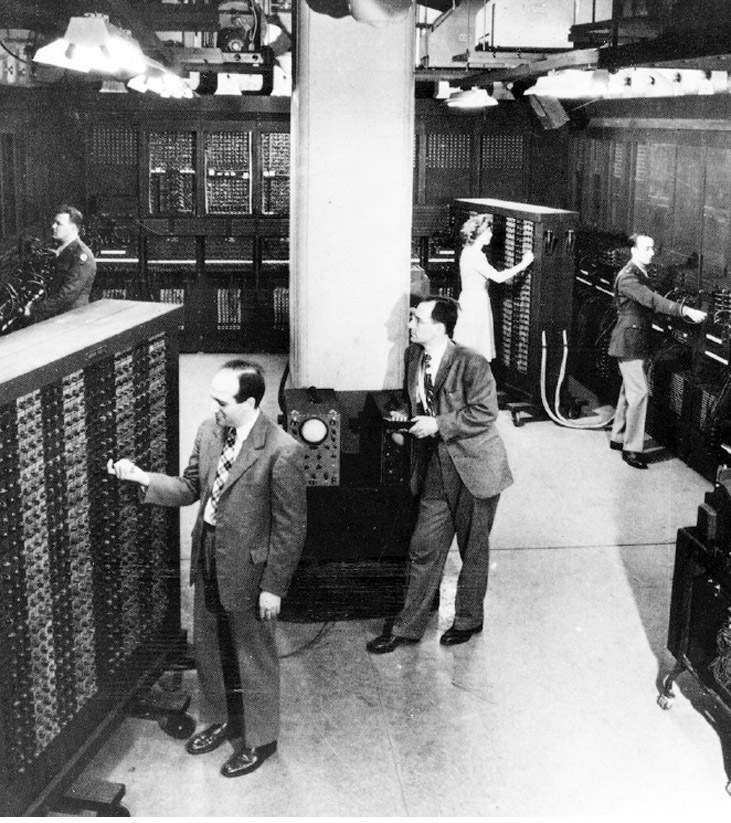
[
  {"left": 566, "top": 95, "right": 731, "bottom": 289},
  {"left": 0, "top": 87, "right": 85, "bottom": 245}
]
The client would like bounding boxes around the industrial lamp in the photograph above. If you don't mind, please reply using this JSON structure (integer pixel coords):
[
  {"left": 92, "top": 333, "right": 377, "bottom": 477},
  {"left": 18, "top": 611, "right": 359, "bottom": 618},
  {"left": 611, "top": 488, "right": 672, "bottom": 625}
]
[
  {"left": 523, "top": 70, "right": 606, "bottom": 100},
  {"left": 446, "top": 87, "right": 498, "bottom": 109},
  {"left": 128, "top": 60, "right": 196, "bottom": 99},
  {"left": 348, "top": 0, "right": 412, "bottom": 26},
  {"left": 33, "top": 13, "right": 146, "bottom": 76}
]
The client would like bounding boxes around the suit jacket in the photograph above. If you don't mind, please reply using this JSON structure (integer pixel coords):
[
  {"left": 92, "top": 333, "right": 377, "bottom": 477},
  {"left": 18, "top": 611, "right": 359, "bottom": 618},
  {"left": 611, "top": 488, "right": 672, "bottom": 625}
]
[
  {"left": 404, "top": 341, "right": 513, "bottom": 500},
  {"left": 143, "top": 412, "right": 307, "bottom": 612},
  {"left": 35, "top": 238, "right": 97, "bottom": 320},
  {"left": 608, "top": 260, "right": 683, "bottom": 359}
]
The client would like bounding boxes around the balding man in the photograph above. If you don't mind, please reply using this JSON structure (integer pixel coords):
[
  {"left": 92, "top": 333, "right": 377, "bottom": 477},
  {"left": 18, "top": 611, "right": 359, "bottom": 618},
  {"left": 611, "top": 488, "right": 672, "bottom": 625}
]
[
  {"left": 108, "top": 360, "right": 306, "bottom": 778},
  {"left": 608, "top": 234, "right": 706, "bottom": 469}
]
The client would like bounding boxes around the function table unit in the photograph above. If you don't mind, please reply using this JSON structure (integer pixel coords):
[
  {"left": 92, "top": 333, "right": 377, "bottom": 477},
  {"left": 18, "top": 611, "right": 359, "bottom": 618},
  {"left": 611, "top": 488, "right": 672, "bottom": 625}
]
[
  {"left": 453, "top": 198, "right": 578, "bottom": 424},
  {"left": 0, "top": 300, "right": 183, "bottom": 815}
]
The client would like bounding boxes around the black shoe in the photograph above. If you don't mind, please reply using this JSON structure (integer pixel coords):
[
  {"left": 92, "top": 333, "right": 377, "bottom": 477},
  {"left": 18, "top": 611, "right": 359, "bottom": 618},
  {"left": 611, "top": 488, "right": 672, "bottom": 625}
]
[
  {"left": 440, "top": 624, "right": 483, "bottom": 646},
  {"left": 622, "top": 451, "right": 648, "bottom": 469},
  {"left": 366, "top": 634, "right": 419, "bottom": 654},
  {"left": 185, "top": 723, "right": 235, "bottom": 755},
  {"left": 609, "top": 440, "right": 623, "bottom": 451},
  {"left": 220, "top": 741, "right": 277, "bottom": 778}
]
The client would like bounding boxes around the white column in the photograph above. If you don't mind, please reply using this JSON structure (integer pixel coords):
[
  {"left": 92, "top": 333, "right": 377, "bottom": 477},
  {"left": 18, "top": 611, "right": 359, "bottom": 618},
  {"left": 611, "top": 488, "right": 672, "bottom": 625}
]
[{"left": 289, "top": 3, "right": 415, "bottom": 390}]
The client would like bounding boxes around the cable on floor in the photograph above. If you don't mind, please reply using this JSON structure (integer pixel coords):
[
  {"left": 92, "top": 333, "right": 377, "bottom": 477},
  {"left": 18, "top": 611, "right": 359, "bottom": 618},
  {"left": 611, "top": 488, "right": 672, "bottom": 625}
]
[{"left": 278, "top": 620, "right": 332, "bottom": 658}]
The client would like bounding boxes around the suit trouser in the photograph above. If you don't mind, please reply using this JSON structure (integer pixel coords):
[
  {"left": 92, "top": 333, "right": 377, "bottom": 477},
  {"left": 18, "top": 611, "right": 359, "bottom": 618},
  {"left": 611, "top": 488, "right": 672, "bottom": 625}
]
[
  {"left": 610, "top": 358, "right": 648, "bottom": 453},
  {"left": 392, "top": 443, "right": 500, "bottom": 640},
  {"left": 193, "top": 526, "right": 279, "bottom": 748}
]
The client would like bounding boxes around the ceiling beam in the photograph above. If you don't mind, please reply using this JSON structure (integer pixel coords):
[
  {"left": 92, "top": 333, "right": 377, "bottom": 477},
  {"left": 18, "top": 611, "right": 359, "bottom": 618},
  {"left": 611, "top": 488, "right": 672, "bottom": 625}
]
[
  {"left": 465, "top": 47, "right": 599, "bottom": 85},
  {"left": 596, "top": 22, "right": 731, "bottom": 70}
]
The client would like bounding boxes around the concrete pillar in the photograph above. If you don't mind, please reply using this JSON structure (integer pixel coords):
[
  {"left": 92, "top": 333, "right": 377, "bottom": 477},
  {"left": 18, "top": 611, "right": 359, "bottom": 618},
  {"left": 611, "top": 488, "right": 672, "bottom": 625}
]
[{"left": 289, "top": 2, "right": 415, "bottom": 390}]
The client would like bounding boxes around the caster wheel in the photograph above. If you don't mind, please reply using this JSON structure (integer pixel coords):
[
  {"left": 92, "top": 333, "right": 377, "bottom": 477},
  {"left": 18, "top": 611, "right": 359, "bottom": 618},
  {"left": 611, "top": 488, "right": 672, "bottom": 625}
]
[
  {"left": 109, "top": 803, "right": 131, "bottom": 816},
  {"left": 657, "top": 694, "right": 673, "bottom": 710},
  {"left": 726, "top": 780, "right": 731, "bottom": 797},
  {"left": 512, "top": 413, "right": 523, "bottom": 427}
]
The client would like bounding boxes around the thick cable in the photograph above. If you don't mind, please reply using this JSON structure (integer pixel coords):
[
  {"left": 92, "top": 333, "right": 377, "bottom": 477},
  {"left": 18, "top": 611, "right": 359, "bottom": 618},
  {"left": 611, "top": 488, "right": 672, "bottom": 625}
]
[{"left": 539, "top": 329, "right": 614, "bottom": 429}]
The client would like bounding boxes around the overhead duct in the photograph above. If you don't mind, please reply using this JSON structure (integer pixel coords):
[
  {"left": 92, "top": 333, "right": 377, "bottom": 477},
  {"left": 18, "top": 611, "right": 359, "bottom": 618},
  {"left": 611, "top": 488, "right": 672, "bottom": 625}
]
[{"left": 304, "top": 0, "right": 412, "bottom": 25}]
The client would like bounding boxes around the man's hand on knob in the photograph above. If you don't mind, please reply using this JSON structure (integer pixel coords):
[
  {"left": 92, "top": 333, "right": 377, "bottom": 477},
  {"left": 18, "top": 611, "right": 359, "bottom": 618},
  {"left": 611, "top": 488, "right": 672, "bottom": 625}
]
[{"left": 106, "top": 457, "right": 150, "bottom": 486}]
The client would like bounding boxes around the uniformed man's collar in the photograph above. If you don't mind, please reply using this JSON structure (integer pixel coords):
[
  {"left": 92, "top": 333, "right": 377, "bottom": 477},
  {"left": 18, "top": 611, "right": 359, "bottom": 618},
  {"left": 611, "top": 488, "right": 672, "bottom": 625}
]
[{"left": 55, "top": 236, "right": 78, "bottom": 256}]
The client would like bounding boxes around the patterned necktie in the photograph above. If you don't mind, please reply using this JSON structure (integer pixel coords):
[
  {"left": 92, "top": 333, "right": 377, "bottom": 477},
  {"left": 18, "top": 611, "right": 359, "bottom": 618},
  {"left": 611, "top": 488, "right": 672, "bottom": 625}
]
[
  {"left": 423, "top": 352, "right": 435, "bottom": 416},
  {"left": 209, "top": 427, "right": 237, "bottom": 523}
]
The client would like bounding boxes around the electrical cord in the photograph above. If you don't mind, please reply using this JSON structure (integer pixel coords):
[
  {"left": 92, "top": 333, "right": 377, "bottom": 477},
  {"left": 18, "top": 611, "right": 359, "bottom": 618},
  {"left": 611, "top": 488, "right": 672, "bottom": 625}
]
[
  {"left": 539, "top": 328, "right": 614, "bottom": 429},
  {"left": 278, "top": 620, "right": 332, "bottom": 659},
  {"left": 0, "top": 36, "right": 32, "bottom": 65}
]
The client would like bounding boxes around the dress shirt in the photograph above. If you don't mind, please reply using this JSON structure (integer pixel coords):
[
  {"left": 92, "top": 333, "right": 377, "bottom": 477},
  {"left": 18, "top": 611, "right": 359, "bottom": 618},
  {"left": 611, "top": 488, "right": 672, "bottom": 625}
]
[
  {"left": 203, "top": 409, "right": 260, "bottom": 525},
  {"left": 417, "top": 338, "right": 448, "bottom": 414}
]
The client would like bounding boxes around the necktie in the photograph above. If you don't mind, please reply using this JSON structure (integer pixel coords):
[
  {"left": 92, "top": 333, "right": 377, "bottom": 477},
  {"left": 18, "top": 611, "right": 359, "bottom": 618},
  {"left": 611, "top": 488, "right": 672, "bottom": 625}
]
[
  {"left": 209, "top": 427, "right": 237, "bottom": 524},
  {"left": 423, "top": 353, "right": 435, "bottom": 416}
]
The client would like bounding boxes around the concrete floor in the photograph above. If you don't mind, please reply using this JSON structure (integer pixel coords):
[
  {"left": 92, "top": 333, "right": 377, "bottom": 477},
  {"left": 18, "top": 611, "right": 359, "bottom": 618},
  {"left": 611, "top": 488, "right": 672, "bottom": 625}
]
[{"left": 80, "top": 353, "right": 731, "bottom": 816}]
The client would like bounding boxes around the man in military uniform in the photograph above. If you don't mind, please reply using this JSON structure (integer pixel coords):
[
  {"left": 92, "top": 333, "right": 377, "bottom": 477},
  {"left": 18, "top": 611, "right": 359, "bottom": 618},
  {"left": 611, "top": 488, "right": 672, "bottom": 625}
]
[
  {"left": 32, "top": 205, "right": 96, "bottom": 320},
  {"left": 608, "top": 233, "right": 706, "bottom": 469}
]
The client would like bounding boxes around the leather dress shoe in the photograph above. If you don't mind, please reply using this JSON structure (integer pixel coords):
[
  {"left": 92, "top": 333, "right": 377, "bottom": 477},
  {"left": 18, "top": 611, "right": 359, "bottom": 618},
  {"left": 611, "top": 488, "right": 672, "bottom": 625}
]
[
  {"left": 440, "top": 624, "right": 483, "bottom": 646},
  {"left": 221, "top": 741, "right": 277, "bottom": 778},
  {"left": 609, "top": 440, "right": 623, "bottom": 451},
  {"left": 366, "top": 634, "right": 419, "bottom": 654},
  {"left": 622, "top": 450, "right": 648, "bottom": 469},
  {"left": 185, "top": 723, "right": 234, "bottom": 755}
]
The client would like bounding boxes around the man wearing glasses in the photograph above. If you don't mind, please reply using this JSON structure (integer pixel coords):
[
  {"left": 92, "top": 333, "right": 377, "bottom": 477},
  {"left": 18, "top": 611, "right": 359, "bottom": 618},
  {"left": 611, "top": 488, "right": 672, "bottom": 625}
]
[{"left": 367, "top": 296, "right": 513, "bottom": 653}]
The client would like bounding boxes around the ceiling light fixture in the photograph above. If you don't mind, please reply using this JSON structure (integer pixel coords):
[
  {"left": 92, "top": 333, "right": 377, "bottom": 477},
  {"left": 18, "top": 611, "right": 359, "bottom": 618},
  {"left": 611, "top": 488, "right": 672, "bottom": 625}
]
[
  {"left": 127, "top": 59, "right": 195, "bottom": 99},
  {"left": 523, "top": 69, "right": 602, "bottom": 99},
  {"left": 33, "top": 13, "right": 146, "bottom": 76},
  {"left": 445, "top": 87, "right": 498, "bottom": 109}
]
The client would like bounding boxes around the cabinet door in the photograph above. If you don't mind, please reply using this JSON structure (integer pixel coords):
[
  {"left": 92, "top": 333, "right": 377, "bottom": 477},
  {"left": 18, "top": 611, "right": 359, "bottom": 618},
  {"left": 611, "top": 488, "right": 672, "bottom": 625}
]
[
  {"left": 85, "top": 124, "right": 139, "bottom": 215},
  {"left": 479, "top": 132, "right": 525, "bottom": 201},
  {"left": 147, "top": 130, "right": 196, "bottom": 216},
  {"left": 644, "top": 142, "right": 676, "bottom": 251},
  {"left": 633, "top": 142, "right": 677, "bottom": 250},
  {"left": 607, "top": 139, "right": 633, "bottom": 233},
  {"left": 424, "top": 130, "right": 473, "bottom": 204},
  {"left": 260, "top": 130, "right": 290, "bottom": 216},
  {"left": 203, "top": 130, "right": 252, "bottom": 215},
  {"left": 702, "top": 147, "right": 731, "bottom": 285},
  {"left": 668, "top": 144, "right": 704, "bottom": 278},
  {"left": 0, "top": 132, "right": 19, "bottom": 242}
]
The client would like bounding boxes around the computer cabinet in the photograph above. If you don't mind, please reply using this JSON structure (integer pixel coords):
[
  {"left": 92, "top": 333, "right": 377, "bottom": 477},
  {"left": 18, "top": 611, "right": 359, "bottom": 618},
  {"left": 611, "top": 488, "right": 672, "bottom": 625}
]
[
  {"left": 660, "top": 522, "right": 731, "bottom": 793},
  {"left": 84, "top": 112, "right": 290, "bottom": 353},
  {"left": 0, "top": 300, "right": 183, "bottom": 815},
  {"left": 452, "top": 198, "right": 577, "bottom": 406}
]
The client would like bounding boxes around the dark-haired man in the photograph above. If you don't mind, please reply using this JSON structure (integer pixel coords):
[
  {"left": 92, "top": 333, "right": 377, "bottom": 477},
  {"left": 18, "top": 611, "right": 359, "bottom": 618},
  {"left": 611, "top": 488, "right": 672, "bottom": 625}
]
[
  {"left": 608, "top": 233, "right": 706, "bottom": 469},
  {"left": 107, "top": 360, "right": 306, "bottom": 777},
  {"left": 367, "top": 297, "right": 513, "bottom": 654},
  {"left": 32, "top": 205, "right": 96, "bottom": 320}
]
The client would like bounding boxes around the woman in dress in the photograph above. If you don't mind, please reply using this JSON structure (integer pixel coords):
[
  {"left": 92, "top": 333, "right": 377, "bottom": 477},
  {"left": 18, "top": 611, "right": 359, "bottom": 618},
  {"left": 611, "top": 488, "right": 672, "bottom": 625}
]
[{"left": 453, "top": 213, "right": 534, "bottom": 361}]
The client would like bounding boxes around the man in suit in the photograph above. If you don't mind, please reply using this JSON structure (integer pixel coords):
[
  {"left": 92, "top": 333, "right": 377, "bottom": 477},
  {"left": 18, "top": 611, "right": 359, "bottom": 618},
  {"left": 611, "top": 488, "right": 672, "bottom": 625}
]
[
  {"left": 107, "top": 360, "right": 306, "bottom": 777},
  {"left": 32, "top": 205, "right": 96, "bottom": 320},
  {"left": 609, "top": 234, "right": 706, "bottom": 469},
  {"left": 367, "top": 296, "right": 513, "bottom": 654}
]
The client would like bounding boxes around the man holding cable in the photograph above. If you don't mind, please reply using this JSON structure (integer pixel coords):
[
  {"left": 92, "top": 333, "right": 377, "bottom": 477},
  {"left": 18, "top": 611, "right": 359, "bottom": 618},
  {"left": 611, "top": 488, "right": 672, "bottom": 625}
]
[{"left": 107, "top": 359, "right": 306, "bottom": 778}]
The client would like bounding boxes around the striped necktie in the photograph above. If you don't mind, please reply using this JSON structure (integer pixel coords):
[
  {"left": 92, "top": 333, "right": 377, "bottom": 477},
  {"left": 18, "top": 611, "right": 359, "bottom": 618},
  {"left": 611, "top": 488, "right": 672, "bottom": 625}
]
[
  {"left": 209, "top": 427, "right": 237, "bottom": 523},
  {"left": 423, "top": 352, "right": 435, "bottom": 416}
]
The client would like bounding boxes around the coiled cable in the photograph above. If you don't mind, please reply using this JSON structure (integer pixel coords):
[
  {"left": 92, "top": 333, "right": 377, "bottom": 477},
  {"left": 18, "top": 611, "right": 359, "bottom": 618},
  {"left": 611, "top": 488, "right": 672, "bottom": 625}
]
[{"left": 540, "top": 329, "right": 615, "bottom": 429}]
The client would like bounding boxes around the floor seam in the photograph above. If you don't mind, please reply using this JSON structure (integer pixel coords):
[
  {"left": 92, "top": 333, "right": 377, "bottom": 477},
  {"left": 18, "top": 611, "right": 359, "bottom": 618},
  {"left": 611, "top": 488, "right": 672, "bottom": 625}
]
[
  {"left": 364, "top": 640, "right": 413, "bottom": 815},
  {"left": 492, "top": 540, "right": 676, "bottom": 552}
]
